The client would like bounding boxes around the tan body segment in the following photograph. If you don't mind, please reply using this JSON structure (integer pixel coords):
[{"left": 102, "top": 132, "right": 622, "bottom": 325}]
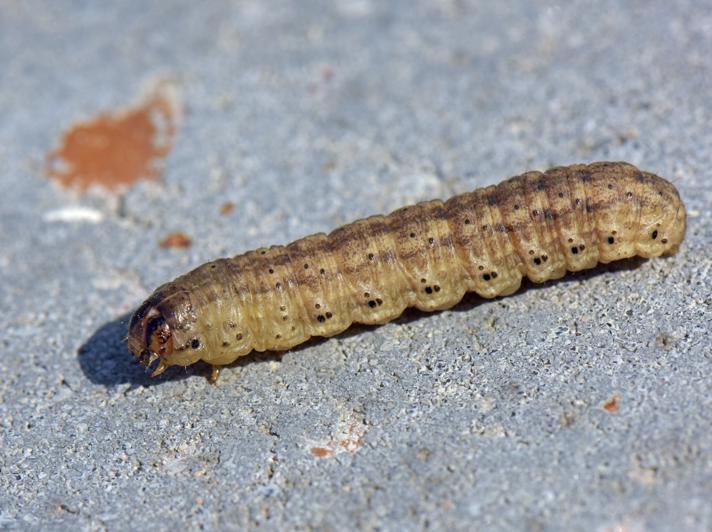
[{"left": 128, "top": 162, "right": 686, "bottom": 378}]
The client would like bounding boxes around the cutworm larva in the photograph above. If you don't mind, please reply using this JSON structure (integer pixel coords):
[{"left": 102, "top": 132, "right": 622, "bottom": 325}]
[{"left": 128, "top": 162, "right": 686, "bottom": 381}]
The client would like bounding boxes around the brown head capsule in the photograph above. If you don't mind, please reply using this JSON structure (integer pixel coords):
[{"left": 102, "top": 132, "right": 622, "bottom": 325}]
[
  {"left": 128, "top": 301, "right": 175, "bottom": 376},
  {"left": 127, "top": 162, "right": 686, "bottom": 381}
]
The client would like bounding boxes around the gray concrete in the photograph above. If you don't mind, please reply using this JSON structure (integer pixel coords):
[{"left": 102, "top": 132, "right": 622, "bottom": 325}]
[{"left": 1, "top": 1, "right": 711, "bottom": 530}]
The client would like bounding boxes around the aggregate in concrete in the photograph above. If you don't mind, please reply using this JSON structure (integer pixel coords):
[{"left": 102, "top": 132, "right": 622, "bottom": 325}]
[{"left": 1, "top": 1, "right": 711, "bottom": 530}]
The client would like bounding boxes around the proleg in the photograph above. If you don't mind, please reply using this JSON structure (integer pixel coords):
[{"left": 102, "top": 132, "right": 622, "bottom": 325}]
[{"left": 127, "top": 162, "right": 686, "bottom": 380}]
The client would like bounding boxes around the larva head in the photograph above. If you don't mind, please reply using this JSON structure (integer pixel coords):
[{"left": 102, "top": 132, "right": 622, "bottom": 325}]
[
  {"left": 128, "top": 300, "right": 175, "bottom": 377},
  {"left": 635, "top": 172, "right": 686, "bottom": 258},
  {"left": 127, "top": 291, "right": 205, "bottom": 376}
]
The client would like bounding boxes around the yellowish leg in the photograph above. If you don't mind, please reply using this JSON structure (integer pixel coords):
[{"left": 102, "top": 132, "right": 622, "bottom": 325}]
[
  {"left": 208, "top": 365, "right": 222, "bottom": 384},
  {"left": 150, "top": 361, "right": 168, "bottom": 378}
]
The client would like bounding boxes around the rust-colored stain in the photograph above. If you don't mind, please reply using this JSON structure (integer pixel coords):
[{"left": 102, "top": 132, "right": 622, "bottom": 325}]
[
  {"left": 308, "top": 65, "right": 336, "bottom": 95},
  {"left": 310, "top": 447, "right": 335, "bottom": 458},
  {"left": 603, "top": 395, "right": 621, "bottom": 413},
  {"left": 309, "top": 411, "right": 366, "bottom": 459},
  {"left": 159, "top": 232, "right": 192, "bottom": 249},
  {"left": 46, "top": 83, "right": 181, "bottom": 192},
  {"left": 220, "top": 201, "right": 236, "bottom": 215},
  {"left": 322, "top": 66, "right": 335, "bottom": 82}
]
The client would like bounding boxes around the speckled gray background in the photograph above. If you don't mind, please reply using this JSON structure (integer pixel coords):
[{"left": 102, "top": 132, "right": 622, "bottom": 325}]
[{"left": 1, "top": 1, "right": 711, "bottom": 530}]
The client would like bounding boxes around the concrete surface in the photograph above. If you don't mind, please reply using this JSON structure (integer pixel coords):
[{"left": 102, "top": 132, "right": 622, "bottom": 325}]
[{"left": 1, "top": 1, "right": 711, "bottom": 530}]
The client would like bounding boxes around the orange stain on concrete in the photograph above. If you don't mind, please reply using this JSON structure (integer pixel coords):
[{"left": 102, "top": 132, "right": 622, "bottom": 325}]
[
  {"left": 603, "top": 395, "right": 621, "bottom": 413},
  {"left": 46, "top": 83, "right": 181, "bottom": 192},
  {"left": 219, "top": 201, "right": 236, "bottom": 215},
  {"left": 310, "top": 447, "right": 335, "bottom": 458},
  {"left": 309, "top": 411, "right": 367, "bottom": 459},
  {"left": 159, "top": 232, "right": 192, "bottom": 249}
]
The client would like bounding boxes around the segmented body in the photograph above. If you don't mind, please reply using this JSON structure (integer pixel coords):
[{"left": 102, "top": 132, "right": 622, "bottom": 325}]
[{"left": 128, "top": 162, "right": 686, "bottom": 378}]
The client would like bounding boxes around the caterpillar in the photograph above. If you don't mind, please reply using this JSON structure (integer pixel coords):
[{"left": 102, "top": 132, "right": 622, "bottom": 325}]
[{"left": 128, "top": 162, "right": 686, "bottom": 382}]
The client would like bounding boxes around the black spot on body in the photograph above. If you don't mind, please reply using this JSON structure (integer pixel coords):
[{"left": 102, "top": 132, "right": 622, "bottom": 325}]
[
  {"left": 608, "top": 236, "right": 615, "bottom": 244},
  {"left": 191, "top": 339, "right": 201, "bottom": 349}
]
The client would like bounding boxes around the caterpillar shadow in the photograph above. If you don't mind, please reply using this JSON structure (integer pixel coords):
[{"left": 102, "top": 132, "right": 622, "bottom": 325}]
[
  {"left": 77, "top": 312, "right": 199, "bottom": 387},
  {"left": 78, "top": 256, "right": 648, "bottom": 387}
]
